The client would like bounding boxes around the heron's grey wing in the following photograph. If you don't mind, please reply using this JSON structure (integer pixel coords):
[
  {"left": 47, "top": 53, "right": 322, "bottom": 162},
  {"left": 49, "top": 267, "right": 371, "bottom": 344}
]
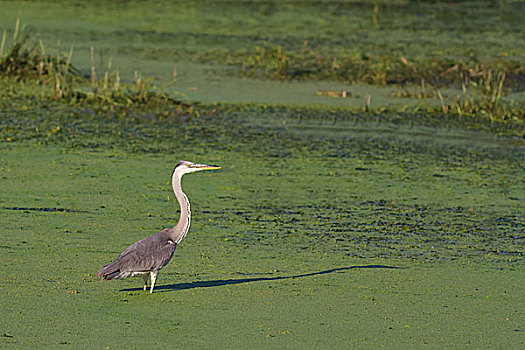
[
  {"left": 118, "top": 237, "right": 176, "bottom": 271},
  {"left": 115, "top": 228, "right": 171, "bottom": 259},
  {"left": 97, "top": 230, "right": 176, "bottom": 279}
]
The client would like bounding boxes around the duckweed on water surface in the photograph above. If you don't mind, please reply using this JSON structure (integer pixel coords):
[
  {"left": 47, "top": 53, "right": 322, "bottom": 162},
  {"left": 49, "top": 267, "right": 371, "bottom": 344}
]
[
  {"left": 1, "top": 102, "right": 523, "bottom": 347},
  {"left": 1, "top": 1, "right": 524, "bottom": 348}
]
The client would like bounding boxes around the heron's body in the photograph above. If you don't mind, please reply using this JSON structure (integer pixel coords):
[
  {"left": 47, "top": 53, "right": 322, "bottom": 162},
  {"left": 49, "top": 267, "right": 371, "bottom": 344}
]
[{"left": 96, "top": 160, "right": 219, "bottom": 293}]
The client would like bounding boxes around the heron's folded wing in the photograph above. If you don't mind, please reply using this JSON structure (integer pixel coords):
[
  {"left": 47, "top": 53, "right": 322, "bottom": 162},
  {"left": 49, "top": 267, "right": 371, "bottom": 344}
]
[{"left": 112, "top": 237, "right": 177, "bottom": 272}]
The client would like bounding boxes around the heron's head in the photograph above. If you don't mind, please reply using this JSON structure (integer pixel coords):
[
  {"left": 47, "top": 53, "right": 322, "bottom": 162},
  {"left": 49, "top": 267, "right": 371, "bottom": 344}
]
[{"left": 175, "top": 160, "right": 221, "bottom": 175}]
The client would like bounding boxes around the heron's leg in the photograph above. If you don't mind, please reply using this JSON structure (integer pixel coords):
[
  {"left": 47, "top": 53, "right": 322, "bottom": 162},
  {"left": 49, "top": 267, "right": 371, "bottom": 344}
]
[
  {"left": 149, "top": 271, "right": 158, "bottom": 294},
  {"left": 142, "top": 274, "right": 148, "bottom": 291}
]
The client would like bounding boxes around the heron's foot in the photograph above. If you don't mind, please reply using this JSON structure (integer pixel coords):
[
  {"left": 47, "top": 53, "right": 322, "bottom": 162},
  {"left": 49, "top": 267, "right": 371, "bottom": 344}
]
[{"left": 141, "top": 274, "right": 148, "bottom": 291}]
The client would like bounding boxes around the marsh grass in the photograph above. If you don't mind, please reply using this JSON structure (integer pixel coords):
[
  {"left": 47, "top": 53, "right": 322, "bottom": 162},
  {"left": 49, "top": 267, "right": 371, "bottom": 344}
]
[
  {"left": 390, "top": 79, "right": 436, "bottom": 99},
  {"left": 448, "top": 71, "right": 523, "bottom": 122},
  {"left": 240, "top": 43, "right": 523, "bottom": 88},
  {"left": 0, "top": 17, "right": 194, "bottom": 115},
  {"left": 238, "top": 43, "right": 524, "bottom": 122},
  {"left": 1, "top": 17, "right": 523, "bottom": 125},
  {"left": 388, "top": 72, "right": 523, "bottom": 123},
  {"left": 0, "top": 19, "right": 78, "bottom": 81},
  {"left": 241, "top": 43, "right": 288, "bottom": 79}
]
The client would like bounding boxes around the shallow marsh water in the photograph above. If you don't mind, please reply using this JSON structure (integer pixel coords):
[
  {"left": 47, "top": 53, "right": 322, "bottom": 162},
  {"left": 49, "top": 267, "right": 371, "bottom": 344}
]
[
  {"left": 1, "top": 0, "right": 524, "bottom": 348},
  {"left": 1, "top": 105, "right": 524, "bottom": 347},
  {"left": 1, "top": 0, "right": 524, "bottom": 106}
]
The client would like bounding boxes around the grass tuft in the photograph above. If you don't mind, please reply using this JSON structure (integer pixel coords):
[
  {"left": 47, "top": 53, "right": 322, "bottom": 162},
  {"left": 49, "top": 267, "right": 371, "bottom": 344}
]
[{"left": 0, "top": 17, "right": 195, "bottom": 115}]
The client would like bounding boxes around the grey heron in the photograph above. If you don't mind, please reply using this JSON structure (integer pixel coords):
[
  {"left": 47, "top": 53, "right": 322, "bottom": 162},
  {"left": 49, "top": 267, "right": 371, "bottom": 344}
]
[{"left": 96, "top": 160, "right": 220, "bottom": 293}]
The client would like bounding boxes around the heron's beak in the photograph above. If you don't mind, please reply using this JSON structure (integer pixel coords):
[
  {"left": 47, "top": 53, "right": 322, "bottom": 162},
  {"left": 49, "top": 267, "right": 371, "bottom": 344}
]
[{"left": 191, "top": 163, "right": 221, "bottom": 170}]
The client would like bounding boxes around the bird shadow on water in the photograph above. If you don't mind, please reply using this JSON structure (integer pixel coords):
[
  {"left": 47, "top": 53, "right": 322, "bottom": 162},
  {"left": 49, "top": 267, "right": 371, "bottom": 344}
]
[{"left": 120, "top": 265, "right": 403, "bottom": 293}]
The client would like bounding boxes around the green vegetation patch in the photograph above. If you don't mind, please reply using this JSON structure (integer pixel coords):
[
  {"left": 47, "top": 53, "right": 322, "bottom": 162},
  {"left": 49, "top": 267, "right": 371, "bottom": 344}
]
[
  {"left": 0, "top": 17, "right": 192, "bottom": 112},
  {"left": 238, "top": 43, "right": 524, "bottom": 88},
  {"left": 1, "top": 1, "right": 524, "bottom": 124},
  {"left": 1, "top": 131, "right": 523, "bottom": 347}
]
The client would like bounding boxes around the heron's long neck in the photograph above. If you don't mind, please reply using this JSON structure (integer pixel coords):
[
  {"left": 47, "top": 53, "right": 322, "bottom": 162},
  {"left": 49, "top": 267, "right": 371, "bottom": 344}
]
[{"left": 171, "top": 171, "right": 191, "bottom": 243}]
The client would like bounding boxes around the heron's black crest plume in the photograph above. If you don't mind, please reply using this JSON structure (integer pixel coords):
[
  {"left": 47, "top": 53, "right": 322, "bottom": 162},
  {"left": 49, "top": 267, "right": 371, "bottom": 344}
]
[{"left": 175, "top": 160, "right": 187, "bottom": 168}]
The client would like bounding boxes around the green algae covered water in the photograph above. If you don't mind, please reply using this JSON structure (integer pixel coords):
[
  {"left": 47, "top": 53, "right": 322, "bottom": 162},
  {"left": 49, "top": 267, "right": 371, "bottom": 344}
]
[
  {"left": 1, "top": 0, "right": 524, "bottom": 348},
  {"left": 1, "top": 105, "right": 523, "bottom": 348}
]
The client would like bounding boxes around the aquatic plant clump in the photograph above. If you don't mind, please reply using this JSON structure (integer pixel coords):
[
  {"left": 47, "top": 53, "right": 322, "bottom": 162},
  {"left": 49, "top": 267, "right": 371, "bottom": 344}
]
[
  {"left": 239, "top": 43, "right": 525, "bottom": 90},
  {"left": 0, "top": 18, "right": 190, "bottom": 112},
  {"left": 0, "top": 16, "right": 79, "bottom": 82}
]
